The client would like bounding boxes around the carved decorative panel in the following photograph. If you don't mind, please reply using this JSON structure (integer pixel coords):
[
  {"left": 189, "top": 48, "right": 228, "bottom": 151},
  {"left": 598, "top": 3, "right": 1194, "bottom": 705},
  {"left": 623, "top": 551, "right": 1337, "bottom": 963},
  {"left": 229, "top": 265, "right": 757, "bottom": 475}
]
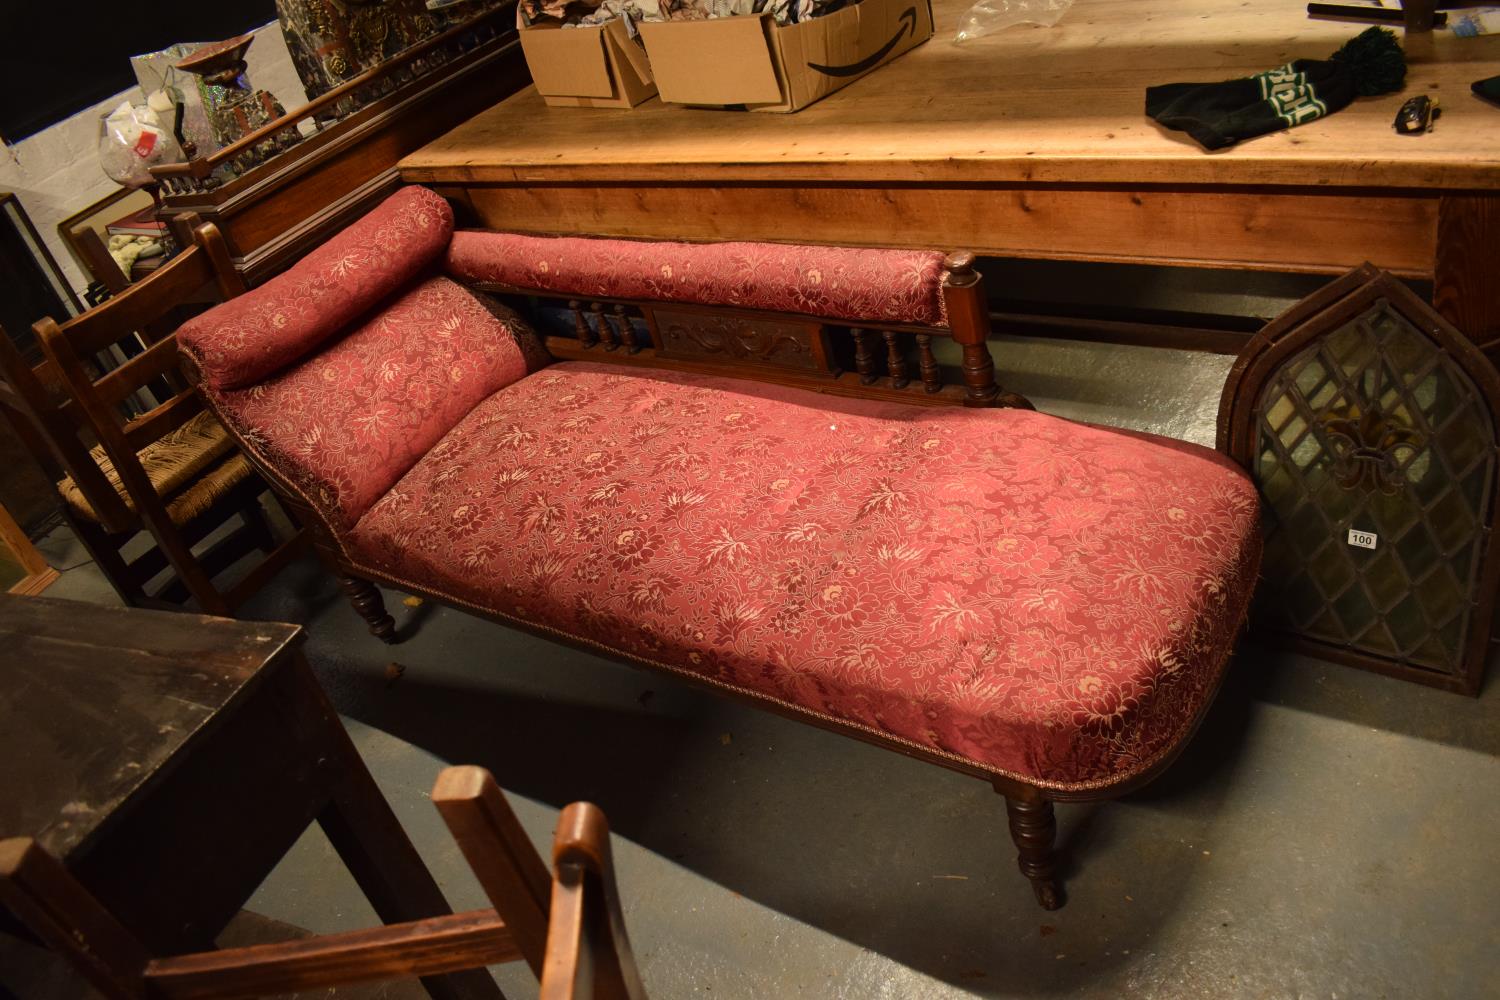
[
  {"left": 1219, "top": 266, "right": 1500, "bottom": 694},
  {"left": 652, "top": 307, "right": 829, "bottom": 373}
]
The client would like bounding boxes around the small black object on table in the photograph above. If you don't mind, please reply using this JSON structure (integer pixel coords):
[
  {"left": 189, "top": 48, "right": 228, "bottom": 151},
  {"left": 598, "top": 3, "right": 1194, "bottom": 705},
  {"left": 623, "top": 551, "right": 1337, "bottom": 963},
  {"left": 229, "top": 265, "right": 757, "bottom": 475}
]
[
  {"left": 0, "top": 594, "right": 499, "bottom": 1000},
  {"left": 1307, "top": 1, "right": 1448, "bottom": 30}
]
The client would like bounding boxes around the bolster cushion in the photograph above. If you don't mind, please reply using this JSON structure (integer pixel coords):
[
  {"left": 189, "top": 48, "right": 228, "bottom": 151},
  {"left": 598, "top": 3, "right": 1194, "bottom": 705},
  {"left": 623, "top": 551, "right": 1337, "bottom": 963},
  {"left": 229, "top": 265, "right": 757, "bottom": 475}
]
[
  {"left": 444, "top": 231, "right": 950, "bottom": 327},
  {"left": 179, "top": 185, "right": 454, "bottom": 390}
]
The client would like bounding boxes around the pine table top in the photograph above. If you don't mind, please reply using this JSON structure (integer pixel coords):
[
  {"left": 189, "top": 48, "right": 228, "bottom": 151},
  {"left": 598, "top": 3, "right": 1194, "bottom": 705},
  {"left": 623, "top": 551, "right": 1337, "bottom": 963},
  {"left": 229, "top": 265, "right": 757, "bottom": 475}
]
[{"left": 401, "top": 0, "right": 1500, "bottom": 191}]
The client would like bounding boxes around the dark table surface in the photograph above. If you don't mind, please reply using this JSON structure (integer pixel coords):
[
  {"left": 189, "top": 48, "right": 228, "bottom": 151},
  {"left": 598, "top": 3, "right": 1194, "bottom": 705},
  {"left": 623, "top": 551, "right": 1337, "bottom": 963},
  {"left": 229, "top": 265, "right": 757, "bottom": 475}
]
[{"left": 0, "top": 594, "right": 303, "bottom": 859}]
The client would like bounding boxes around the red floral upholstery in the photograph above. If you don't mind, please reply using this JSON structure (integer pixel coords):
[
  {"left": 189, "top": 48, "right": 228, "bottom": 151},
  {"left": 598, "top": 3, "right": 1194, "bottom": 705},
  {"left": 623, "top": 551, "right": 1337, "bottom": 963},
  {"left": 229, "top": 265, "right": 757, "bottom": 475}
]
[
  {"left": 444, "top": 231, "right": 951, "bottom": 327},
  {"left": 180, "top": 186, "right": 454, "bottom": 390},
  {"left": 347, "top": 363, "right": 1261, "bottom": 790},
  {"left": 204, "top": 277, "right": 536, "bottom": 533}
]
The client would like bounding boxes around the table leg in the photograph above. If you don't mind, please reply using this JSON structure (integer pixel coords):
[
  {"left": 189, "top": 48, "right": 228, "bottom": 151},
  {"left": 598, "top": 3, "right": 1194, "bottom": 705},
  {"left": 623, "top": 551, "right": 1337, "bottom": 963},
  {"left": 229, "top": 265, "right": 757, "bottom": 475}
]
[
  {"left": 1404, "top": 0, "right": 1438, "bottom": 31},
  {"left": 289, "top": 656, "right": 507, "bottom": 1000},
  {"left": 1435, "top": 195, "right": 1500, "bottom": 355}
]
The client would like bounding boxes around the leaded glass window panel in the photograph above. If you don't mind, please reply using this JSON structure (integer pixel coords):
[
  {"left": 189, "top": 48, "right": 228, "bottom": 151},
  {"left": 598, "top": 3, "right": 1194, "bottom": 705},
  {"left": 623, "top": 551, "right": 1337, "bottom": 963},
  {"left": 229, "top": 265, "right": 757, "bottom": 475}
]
[{"left": 1252, "top": 299, "right": 1496, "bottom": 679}]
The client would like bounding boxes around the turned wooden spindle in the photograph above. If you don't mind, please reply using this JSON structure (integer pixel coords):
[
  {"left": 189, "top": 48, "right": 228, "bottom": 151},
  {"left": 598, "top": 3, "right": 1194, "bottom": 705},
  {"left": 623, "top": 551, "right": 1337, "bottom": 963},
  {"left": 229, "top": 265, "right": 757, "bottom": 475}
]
[
  {"left": 594, "top": 302, "right": 618, "bottom": 350},
  {"left": 916, "top": 333, "right": 942, "bottom": 393},
  {"left": 941, "top": 252, "right": 1002, "bottom": 407},
  {"left": 852, "top": 328, "right": 878, "bottom": 385},
  {"left": 612, "top": 304, "right": 639, "bottom": 353},
  {"left": 883, "top": 330, "right": 910, "bottom": 388},
  {"left": 1004, "top": 795, "right": 1062, "bottom": 910},
  {"left": 339, "top": 575, "right": 397, "bottom": 644},
  {"left": 571, "top": 300, "right": 597, "bottom": 348}
]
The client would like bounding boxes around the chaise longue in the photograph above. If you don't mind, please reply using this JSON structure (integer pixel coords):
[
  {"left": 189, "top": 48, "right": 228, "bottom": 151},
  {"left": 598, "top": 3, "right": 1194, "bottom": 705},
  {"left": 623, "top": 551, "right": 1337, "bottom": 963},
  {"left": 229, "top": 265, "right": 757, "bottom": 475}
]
[{"left": 170, "top": 186, "right": 1263, "bottom": 909}]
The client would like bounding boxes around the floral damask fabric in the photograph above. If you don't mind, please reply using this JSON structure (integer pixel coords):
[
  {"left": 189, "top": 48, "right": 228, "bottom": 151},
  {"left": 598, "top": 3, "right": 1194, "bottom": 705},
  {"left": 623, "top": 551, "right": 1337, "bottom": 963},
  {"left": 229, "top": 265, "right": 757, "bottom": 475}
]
[
  {"left": 445, "top": 231, "right": 951, "bottom": 327},
  {"left": 179, "top": 185, "right": 454, "bottom": 391},
  {"left": 348, "top": 363, "right": 1262, "bottom": 790},
  {"left": 205, "top": 276, "right": 534, "bottom": 533}
]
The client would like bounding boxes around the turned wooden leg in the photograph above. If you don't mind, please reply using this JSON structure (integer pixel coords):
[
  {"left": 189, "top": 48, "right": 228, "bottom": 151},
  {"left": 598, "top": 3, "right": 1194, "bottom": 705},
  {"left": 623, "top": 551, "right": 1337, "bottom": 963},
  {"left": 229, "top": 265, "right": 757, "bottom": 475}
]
[
  {"left": 1404, "top": 0, "right": 1437, "bottom": 32},
  {"left": 1004, "top": 795, "right": 1063, "bottom": 910},
  {"left": 240, "top": 499, "right": 278, "bottom": 554},
  {"left": 340, "top": 575, "right": 398, "bottom": 644}
]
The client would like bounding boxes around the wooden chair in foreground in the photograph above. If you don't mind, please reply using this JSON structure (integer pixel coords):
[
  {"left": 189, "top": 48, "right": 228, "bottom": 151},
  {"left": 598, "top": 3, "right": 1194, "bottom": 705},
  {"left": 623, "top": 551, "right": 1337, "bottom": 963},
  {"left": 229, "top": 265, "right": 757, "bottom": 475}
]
[
  {"left": 22, "top": 225, "right": 304, "bottom": 615},
  {"left": 0, "top": 766, "right": 646, "bottom": 1000}
]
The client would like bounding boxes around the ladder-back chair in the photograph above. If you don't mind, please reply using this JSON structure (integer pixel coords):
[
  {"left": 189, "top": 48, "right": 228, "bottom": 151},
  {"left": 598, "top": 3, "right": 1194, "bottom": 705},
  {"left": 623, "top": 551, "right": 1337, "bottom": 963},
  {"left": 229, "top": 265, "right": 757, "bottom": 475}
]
[{"left": 29, "top": 225, "right": 303, "bottom": 615}]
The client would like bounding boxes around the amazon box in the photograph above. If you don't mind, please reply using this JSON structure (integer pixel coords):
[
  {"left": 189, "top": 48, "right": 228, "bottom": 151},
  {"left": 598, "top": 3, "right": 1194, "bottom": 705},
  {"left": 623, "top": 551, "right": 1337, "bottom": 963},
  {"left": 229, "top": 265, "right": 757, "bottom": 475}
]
[
  {"left": 520, "top": 17, "right": 657, "bottom": 108},
  {"left": 639, "top": 0, "right": 932, "bottom": 112}
]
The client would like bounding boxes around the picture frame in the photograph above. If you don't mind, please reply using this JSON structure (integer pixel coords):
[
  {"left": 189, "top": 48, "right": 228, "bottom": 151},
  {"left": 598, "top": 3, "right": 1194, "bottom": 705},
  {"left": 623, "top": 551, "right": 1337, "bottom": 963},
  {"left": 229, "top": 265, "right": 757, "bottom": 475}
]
[
  {"left": 0, "top": 501, "right": 57, "bottom": 595},
  {"left": 56, "top": 186, "right": 158, "bottom": 300}
]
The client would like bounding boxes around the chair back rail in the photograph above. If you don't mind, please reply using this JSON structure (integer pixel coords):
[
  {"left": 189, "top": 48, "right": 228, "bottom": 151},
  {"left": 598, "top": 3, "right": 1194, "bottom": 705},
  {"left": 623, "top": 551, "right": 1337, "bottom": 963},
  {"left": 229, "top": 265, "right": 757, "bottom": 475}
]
[
  {"left": 0, "top": 838, "right": 150, "bottom": 1000},
  {"left": 120, "top": 390, "right": 206, "bottom": 454},
  {"left": 92, "top": 335, "right": 186, "bottom": 408},
  {"left": 48, "top": 246, "right": 219, "bottom": 360}
]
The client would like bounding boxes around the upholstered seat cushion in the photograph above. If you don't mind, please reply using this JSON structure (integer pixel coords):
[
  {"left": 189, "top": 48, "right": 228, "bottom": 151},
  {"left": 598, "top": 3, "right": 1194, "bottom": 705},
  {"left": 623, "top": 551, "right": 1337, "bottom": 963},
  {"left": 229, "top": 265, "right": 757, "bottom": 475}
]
[
  {"left": 347, "top": 363, "right": 1261, "bottom": 791},
  {"left": 444, "top": 231, "right": 951, "bottom": 327}
]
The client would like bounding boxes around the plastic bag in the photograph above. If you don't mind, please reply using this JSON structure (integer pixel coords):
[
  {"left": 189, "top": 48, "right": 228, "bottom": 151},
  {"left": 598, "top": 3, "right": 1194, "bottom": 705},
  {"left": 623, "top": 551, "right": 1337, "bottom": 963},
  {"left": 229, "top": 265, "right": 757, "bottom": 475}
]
[{"left": 954, "top": 0, "right": 1072, "bottom": 44}]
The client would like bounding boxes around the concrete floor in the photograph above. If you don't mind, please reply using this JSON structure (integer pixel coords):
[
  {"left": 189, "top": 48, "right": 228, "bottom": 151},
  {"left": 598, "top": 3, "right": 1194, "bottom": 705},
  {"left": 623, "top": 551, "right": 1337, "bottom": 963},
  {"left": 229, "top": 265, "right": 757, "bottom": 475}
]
[{"left": 14, "top": 337, "right": 1500, "bottom": 999}]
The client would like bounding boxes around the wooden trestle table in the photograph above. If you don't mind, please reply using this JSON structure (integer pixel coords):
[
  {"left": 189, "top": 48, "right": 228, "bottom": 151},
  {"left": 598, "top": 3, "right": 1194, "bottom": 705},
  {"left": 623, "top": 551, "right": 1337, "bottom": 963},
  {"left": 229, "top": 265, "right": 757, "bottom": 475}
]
[{"left": 399, "top": 0, "right": 1500, "bottom": 350}]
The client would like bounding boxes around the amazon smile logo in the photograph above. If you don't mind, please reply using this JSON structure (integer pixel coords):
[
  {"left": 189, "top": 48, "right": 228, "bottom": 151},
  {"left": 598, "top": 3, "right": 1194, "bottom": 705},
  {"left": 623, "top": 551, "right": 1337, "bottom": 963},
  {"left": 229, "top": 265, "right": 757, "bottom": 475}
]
[{"left": 807, "top": 7, "right": 918, "bottom": 77}]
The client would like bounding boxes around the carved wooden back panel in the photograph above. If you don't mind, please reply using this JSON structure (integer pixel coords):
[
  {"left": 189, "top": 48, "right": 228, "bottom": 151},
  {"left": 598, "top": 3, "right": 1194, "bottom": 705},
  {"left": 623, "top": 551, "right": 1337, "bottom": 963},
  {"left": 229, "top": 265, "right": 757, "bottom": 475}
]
[{"left": 465, "top": 252, "right": 1031, "bottom": 412}]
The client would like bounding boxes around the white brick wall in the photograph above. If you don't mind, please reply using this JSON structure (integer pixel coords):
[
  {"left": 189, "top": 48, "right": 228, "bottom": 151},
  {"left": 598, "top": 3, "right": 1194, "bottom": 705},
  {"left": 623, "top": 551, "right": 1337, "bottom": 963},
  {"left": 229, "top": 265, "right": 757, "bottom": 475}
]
[{"left": 0, "top": 22, "right": 307, "bottom": 294}]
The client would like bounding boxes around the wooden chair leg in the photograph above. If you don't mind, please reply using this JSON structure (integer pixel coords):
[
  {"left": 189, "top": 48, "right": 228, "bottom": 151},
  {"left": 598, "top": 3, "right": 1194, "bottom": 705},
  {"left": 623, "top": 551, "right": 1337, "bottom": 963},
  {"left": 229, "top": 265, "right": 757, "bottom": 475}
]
[
  {"left": 239, "top": 497, "right": 278, "bottom": 554},
  {"left": 1002, "top": 793, "right": 1063, "bottom": 910},
  {"left": 340, "top": 575, "right": 398, "bottom": 643},
  {"left": 291, "top": 660, "right": 505, "bottom": 1000},
  {"left": 133, "top": 505, "right": 231, "bottom": 616},
  {"left": 0, "top": 839, "right": 149, "bottom": 1000},
  {"left": 431, "top": 767, "right": 552, "bottom": 978},
  {"left": 541, "top": 802, "right": 647, "bottom": 1000},
  {"left": 70, "top": 517, "right": 153, "bottom": 608}
]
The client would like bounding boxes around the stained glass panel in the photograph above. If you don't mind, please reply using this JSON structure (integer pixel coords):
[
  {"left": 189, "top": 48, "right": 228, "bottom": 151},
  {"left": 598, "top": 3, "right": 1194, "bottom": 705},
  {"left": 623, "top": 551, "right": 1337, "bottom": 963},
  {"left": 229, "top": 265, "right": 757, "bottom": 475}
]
[{"left": 1252, "top": 299, "right": 1496, "bottom": 678}]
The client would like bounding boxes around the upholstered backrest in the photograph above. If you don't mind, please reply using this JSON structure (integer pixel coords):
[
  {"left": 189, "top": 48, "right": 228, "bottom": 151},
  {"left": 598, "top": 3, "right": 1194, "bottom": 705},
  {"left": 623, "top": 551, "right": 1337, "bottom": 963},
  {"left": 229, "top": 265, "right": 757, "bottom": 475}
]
[
  {"left": 179, "top": 185, "right": 455, "bottom": 390},
  {"left": 178, "top": 186, "right": 545, "bottom": 536},
  {"left": 207, "top": 277, "right": 540, "bottom": 535},
  {"left": 444, "top": 231, "right": 950, "bottom": 327}
]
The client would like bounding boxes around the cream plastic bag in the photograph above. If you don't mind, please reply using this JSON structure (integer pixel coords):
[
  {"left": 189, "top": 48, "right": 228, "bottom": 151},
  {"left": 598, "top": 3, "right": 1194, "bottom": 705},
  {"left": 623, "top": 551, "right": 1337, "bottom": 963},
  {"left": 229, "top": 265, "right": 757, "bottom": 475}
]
[{"left": 955, "top": 0, "right": 1072, "bottom": 43}]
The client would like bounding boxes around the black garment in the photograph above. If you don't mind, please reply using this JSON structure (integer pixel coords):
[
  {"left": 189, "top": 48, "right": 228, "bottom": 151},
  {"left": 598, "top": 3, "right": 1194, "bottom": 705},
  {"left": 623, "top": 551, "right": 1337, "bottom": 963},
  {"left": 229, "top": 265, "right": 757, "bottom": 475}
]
[
  {"left": 1474, "top": 74, "right": 1500, "bottom": 107},
  {"left": 1146, "top": 59, "right": 1358, "bottom": 151},
  {"left": 1145, "top": 27, "right": 1406, "bottom": 151}
]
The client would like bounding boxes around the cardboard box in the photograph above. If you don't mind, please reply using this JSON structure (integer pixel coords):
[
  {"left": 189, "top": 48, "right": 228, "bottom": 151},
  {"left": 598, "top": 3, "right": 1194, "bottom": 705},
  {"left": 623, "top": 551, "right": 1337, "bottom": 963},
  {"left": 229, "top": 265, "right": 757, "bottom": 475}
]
[
  {"left": 520, "top": 18, "right": 657, "bottom": 109},
  {"left": 639, "top": 0, "right": 932, "bottom": 113}
]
